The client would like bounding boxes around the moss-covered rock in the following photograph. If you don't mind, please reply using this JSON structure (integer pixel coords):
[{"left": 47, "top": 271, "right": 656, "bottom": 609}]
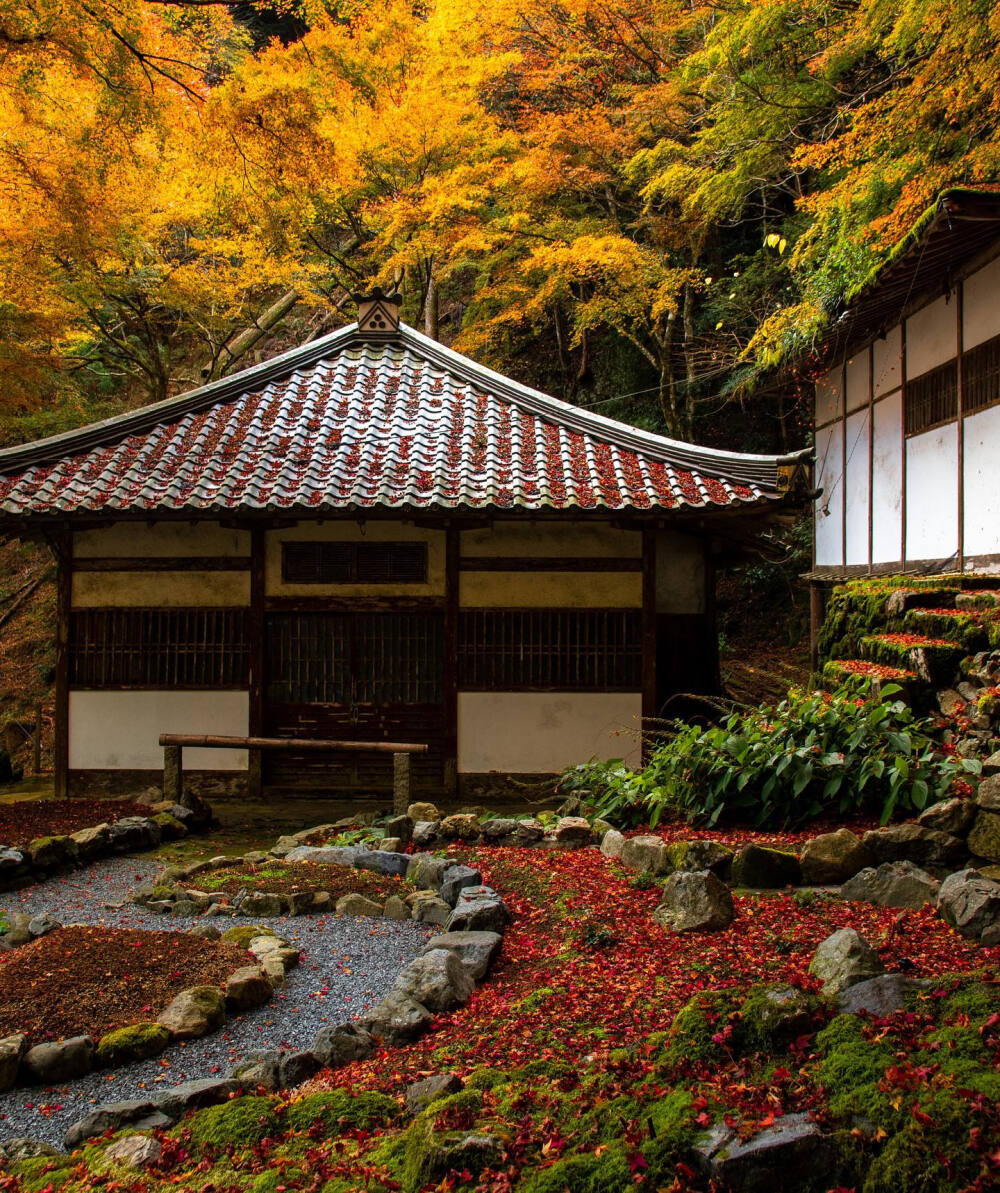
[
  {"left": 660, "top": 991, "right": 735, "bottom": 1067},
  {"left": 186, "top": 1095, "right": 280, "bottom": 1148},
  {"left": 222, "top": 924, "right": 276, "bottom": 948},
  {"left": 730, "top": 844, "right": 801, "bottom": 888},
  {"left": 153, "top": 812, "right": 188, "bottom": 840},
  {"left": 519, "top": 1146, "right": 632, "bottom": 1192},
  {"left": 400, "top": 1090, "right": 489, "bottom": 1191},
  {"left": 663, "top": 839, "right": 733, "bottom": 878},
  {"left": 737, "top": 985, "right": 822, "bottom": 1052},
  {"left": 9, "top": 1153, "right": 73, "bottom": 1193},
  {"left": 26, "top": 835, "right": 78, "bottom": 870},
  {"left": 815, "top": 1015, "right": 899, "bottom": 1129},
  {"left": 96, "top": 1022, "right": 170, "bottom": 1066},
  {"left": 284, "top": 1089, "right": 398, "bottom": 1134}
]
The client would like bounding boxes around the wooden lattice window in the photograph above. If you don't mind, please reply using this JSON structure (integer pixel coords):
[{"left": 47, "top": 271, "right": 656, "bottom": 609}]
[
  {"left": 265, "top": 612, "right": 443, "bottom": 705},
  {"left": 70, "top": 609, "right": 249, "bottom": 688},
  {"left": 963, "top": 331, "right": 1000, "bottom": 415},
  {"left": 282, "top": 541, "right": 427, "bottom": 584},
  {"left": 904, "top": 359, "right": 958, "bottom": 436},
  {"left": 458, "top": 609, "right": 642, "bottom": 691}
]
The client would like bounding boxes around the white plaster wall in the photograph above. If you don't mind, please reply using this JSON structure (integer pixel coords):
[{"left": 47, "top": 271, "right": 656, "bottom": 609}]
[
  {"left": 814, "top": 422, "right": 844, "bottom": 567},
  {"left": 906, "top": 427, "right": 958, "bottom": 561},
  {"left": 845, "top": 349, "right": 870, "bottom": 413},
  {"left": 963, "top": 403, "right": 1000, "bottom": 557},
  {"left": 69, "top": 691, "right": 249, "bottom": 770},
  {"left": 906, "top": 294, "right": 957, "bottom": 378},
  {"left": 963, "top": 255, "right": 1000, "bottom": 350},
  {"left": 74, "top": 523, "right": 249, "bottom": 558},
  {"left": 458, "top": 692, "right": 642, "bottom": 772},
  {"left": 815, "top": 370, "right": 843, "bottom": 426},
  {"left": 872, "top": 391, "right": 903, "bottom": 563},
  {"left": 844, "top": 408, "right": 870, "bottom": 565},
  {"left": 873, "top": 327, "right": 902, "bottom": 397}
]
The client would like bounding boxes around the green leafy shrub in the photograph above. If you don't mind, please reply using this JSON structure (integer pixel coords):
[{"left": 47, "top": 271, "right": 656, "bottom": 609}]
[{"left": 563, "top": 680, "right": 978, "bottom": 828}]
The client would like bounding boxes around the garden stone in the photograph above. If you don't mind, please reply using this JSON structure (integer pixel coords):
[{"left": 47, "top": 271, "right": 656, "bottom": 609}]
[
  {"left": 154, "top": 1077, "right": 240, "bottom": 1118},
  {"left": 64, "top": 1099, "right": 164, "bottom": 1147},
  {"left": 278, "top": 1049, "right": 320, "bottom": 1088},
  {"left": 22, "top": 1035, "right": 95, "bottom": 1084},
  {"left": 393, "top": 948, "right": 475, "bottom": 1011},
  {"left": 336, "top": 893, "right": 383, "bottom": 917},
  {"left": 937, "top": 688, "right": 966, "bottom": 716},
  {"left": 967, "top": 810, "right": 1000, "bottom": 862},
  {"left": 153, "top": 812, "right": 188, "bottom": 841},
  {"left": 407, "top": 853, "right": 450, "bottom": 889},
  {"left": 406, "top": 1073, "right": 464, "bottom": 1112},
  {"left": 862, "top": 823, "right": 965, "bottom": 868},
  {"left": 284, "top": 845, "right": 360, "bottom": 866},
  {"left": 694, "top": 1112, "right": 839, "bottom": 1192},
  {"left": 232, "top": 1051, "right": 282, "bottom": 1091},
  {"left": 290, "top": 824, "right": 338, "bottom": 846},
  {"left": 240, "top": 892, "right": 287, "bottom": 917},
  {"left": 270, "top": 946, "right": 302, "bottom": 973},
  {"left": 157, "top": 986, "right": 226, "bottom": 1039},
  {"left": 447, "top": 887, "right": 509, "bottom": 933},
  {"left": 26, "top": 835, "right": 77, "bottom": 869},
  {"left": 808, "top": 929, "right": 885, "bottom": 998},
  {"left": 840, "top": 860, "right": 940, "bottom": 909},
  {"left": 189, "top": 923, "right": 221, "bottom": 943},
  {"left": 440, "top": 864, "right": 482, "bottom": 906},
  {"left": 439, "top": 813, "right": 481, "bottom": 841},
  {"left": 480, "top": 818, "right": 520, "bottom": 842},
  {"left": 171, "top": 898, "right": 198, "bottom": 916},
  {"left": 378, "top": 837, "right": 403, "bottom": 852},
  {"left": 620, "top": 834, "right": 668, "bottom": 874},
  {"left": 412, "top": 896, "right": 451, "bottom": 925},
  {"left": 385, "top": 895, "right": 410, "bottom": 920},
  {"left": 799, "top": 830, "right": 875, "bottom": 885},
  {"left": 553, "top": 816, "right": 593, "bottom": 847},
  {"left": 167, "top": 803, "right": 198, "bottom": 828},
  {"left": 355, "top": 848, "right": 410, "bottom": 877},
  {"left": 70, "top": 823, "right": 112, "bottom": 861},
  {"left": 311, "top": 1023, "right": 375, "bottom": 1068},
  {"left": 0, "top": 849, "right": 27, "bottom": 879},
  {"left": 420, "top": 930, "right": 503, "bottom": 980},
  {"left": 105, "top": 1135, "right": 163, "bottom": 1168},
  {"left": 511, "top": 818, "right": 544, "bottom": 845},
  {"left": 743, "top": 987, "right": 814, "bottom": 1045},
  {"left": 108, "top": 817, "right": 161, "bottom": 853},
  {"left": 0, "top": 1034, "right": 26, "bottom": 1091},
  {"left": 285, "top": 891, "right": 316, "bottom": 916},
  {"left": 27, "top": 913, "right": 60, "bottom": 938},
  {"left": 428, "top": 1135, "right": 505, "bottom": 1183},
  {"left": 982, "top": 751, "right": 1000, "bottom": 778},
  {"left": 663, "top": 840, "right": 733, "bottom": 878},
  {"left": 937, "top": 868, "right": 1000, "bottom": 939},
  {"left": 407, "top": 801, "right": 440, "bottom": 822},
  {"left": 600, "top": 828, "right": 625, "bottom": 859},
  {"left": 731, "top": 844, "right": 801, "bottom": 888},
  {"left": 836, "top": 973, "right": 922, "bottom": 1017},
  {"left": 269, "top": 835, "right": 298, "bottom": 857},
  {"left": 917, "top": 798, "right": 977, "bottom": 836},
  {"left": 0, "top": 1138, "right": 58, "bottom": 1160},
  {"left": 652, "top": 870, "right": 734, "bottom": 932},
  {"left": 383, "top": 814, "right": 413, "bottom": 844},
  {"left": 243, "top": 850, "right": 270, "bottom": 864},
  {"left": 361, "top": 990, "right": 433, "bottom": 1044},
  {"left": 412, "top": 821, "right": 439, "bottom": 847},
  {"left": 225, "top": 965, "right": 273, "bottom": 1012},
  {"left": 977, "top": 773, "right": 1000, "bottom": 809},
  {"left": 96, "top": 1023, "right": 170, "bottom": 1066}
]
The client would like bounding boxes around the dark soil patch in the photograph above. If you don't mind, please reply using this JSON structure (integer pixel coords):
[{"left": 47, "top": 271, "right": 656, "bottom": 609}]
[
  {"left": 0, "top": 798, "right": 152, "bottom": 851},
  {"left": 0, "top": 926, "right": 250, "bottom": 1044},
  {"left": 195, "top": 860, "right": 408, "bottom": 901}
]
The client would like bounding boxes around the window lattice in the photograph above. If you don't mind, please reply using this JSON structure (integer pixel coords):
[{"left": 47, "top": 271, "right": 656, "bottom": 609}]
[{"left": 282, "top": 541, "right": 427, "bottom": 584}]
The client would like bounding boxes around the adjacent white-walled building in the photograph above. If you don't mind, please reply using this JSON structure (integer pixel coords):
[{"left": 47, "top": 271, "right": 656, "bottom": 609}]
[
  {"left": 809, "top": 189, "right": 1000, "bottom": 583},
  {"left": 0, "top": 291, "right": 806, "bottom": 800}
]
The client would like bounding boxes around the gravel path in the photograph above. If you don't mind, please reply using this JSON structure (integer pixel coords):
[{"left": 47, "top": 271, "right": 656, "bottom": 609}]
[{"left": 0, "top": 857, "right": 433, "bottom": 1149}]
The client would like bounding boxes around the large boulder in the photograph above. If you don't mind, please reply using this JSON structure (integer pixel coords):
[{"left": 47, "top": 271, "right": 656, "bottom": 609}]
[
  {"left": 69, "top": 823, "right": 112, "bottom": 862},
  {"left": 599, "top": 829, "right": 625, "bottom": 859},
  {"left": 311, "top": 1023, "right": 374, "bottom": 1068},
  {"left": 652, "top": 870, "right": 734, "bottom": 933},
  {"left": 96, "top": 1023, "right": 170, "bottom": 1066},
  {"left": 354, "top": 849, "right": 410, "bottom": 878},
  {"left": 21, "top": 1035, "right": 95, "bottom": 1084},
  {"left": 553, "top": 816, "right": 593, "bottom": 847},
  {"left": 799, "top": 830, "right": 874, "bottom": 885},
  {"left": 694, "top": 1112, "right": 843, "bottom": 1192},
  {"left": 620, "top": 834, "right": 669, "bottom": 874},
  {"left": 731, "top": 844, "right": 801, "bottom": 889},
  {"left": 439, "top": 864, "right": 482, "bottom": 907},
  {"left": 407, "top": 801, "right": 440, "bottom": 822},
  {"left": 154, "top": 1077, "right": 240, "bottom": 1119},
  {"left": 446, "top": 886, "right": 509, "bottom": 934},
  {"left": 361, "top": 990, "right": 433, "bottom": 1045},
  {"left": 975, "top": 773, "right": 1000, "bottom": 810},
  {"left": 225, "top": 966, "right": 273, "bottom": 1013},
  {"left": 862, "top": 823, "right": 965, "bottom": 869},
  {"left": 407, "top": 853, "right": 450, "bottom": 889},
  {"left": 26, "top": 835, "right": 78, "bottom": 870},
  {"left": 393, "top": 949, "right": 475, "bottom": 1012},
  {"left": 937, "top": 868, "right": 1000, "bottom": 941},
  {"left": 105, "top": 1135, "right": 163, "bottom": 1168},
  {"left": 917, "top": 798, "right": 977, "bottom": 837},
  {"left": 284, "top": 844, "right": 360, "bottom": 866},
  {"left": 107, "top": 817, "right": 161, "bottom": 853},
  {"left": 479, "top": 818, "right": 521, "bottom": 843},
  {"left": 63, "top": 1099, "right": 169, "bottom": 1148},
  {"left": 157, "top": 986, "right": 226, "bottom": 1039},
  {"left": 419, "top": 931, "right": 503, "bottom": 980},
  {"left": 406, "top": 1073, "right": 464, "bottom": 1113},
  {"left": 839, "top": 860, "right": 940, "bottom": 909},
  {"left": 663, "top": 840, "right": 733, "bottom": 879},
  {"left": 836, "top": 973, "right": 923, "bottom": 1017},
  {"left": 0, "top": 1034, "right": 26, "bottom": 1091},
  {"left": 240, "top": 892, "right": 287, "bottom": 917},
  {"left": 808, "top": 929, "right": 885, "bottom": 998},
  {"left": 511, "top": 818, "right": 544, "bottom": 845},
  {"left": 438, "top": 814, "right": 480, "bottom": 842},
  {"left": 967, "top": 810, "right": 1000, "bottom": 862},
  {"left": 335, "top": 893, "right": 383, "bottom": 917}
]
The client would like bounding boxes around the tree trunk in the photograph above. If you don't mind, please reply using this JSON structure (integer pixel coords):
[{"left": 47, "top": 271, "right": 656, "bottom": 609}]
[
  {"left": 211, "top": 289, "right": 300, "bottom": 380},
  {"left": 424, "top": 269, "right": 439, "bottom": 340}
]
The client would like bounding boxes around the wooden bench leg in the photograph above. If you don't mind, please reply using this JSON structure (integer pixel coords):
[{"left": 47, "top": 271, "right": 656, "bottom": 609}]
[
  {"left": 393, "top": 752, "right": 411, "bottom": 815},
  {"left": 163, "top": 745, "right": 182, "bottom": 804}
]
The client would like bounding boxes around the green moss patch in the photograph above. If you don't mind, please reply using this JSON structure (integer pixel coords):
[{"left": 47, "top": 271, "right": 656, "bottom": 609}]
[
  {"left": 284, "top": 1089, "right": 399, "bottom": 1134},
  {"left": 186, "top": 1095, "right": 280, "bottom": 1149},
  {"left": 96, "top": 1021, "right": 170, "bottom": 1066}
]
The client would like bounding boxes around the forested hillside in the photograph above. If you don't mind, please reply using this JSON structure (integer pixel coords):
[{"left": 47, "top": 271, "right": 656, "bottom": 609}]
[{"left": 2, "top": 0, "right": 999, "bottom": 452}]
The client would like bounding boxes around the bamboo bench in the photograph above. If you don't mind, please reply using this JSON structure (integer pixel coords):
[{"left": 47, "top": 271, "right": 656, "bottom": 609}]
[{"left": 158, "top": 734, "right": 429, "bottom": 813}]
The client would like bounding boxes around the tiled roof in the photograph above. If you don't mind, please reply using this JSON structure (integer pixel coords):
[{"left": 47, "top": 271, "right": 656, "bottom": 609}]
[{"left": 0, "top": 323, "right": 807, "bottom": 518}]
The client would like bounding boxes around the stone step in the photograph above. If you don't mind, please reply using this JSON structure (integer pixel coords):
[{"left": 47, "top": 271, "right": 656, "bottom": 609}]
[
  {"left": 883, "top": 586, "right": 959, "bottom": 617},
  {"left": 956, "top": 590, "right": 1000, "bottom": 610},
  {"left": 903, "top": 607, "right": 996, "bottom": 651},
  {"left": 860, "top": 633, "right": 965, "bottom": 686},
  {"left": 821, "top": 658, "right": 923, "bottom": 703}
]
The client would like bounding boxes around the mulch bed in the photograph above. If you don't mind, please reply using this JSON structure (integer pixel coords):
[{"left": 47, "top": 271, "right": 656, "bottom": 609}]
[
  {"left": 0, "top": 926, "right": 250, "bottom": 1044},
  {"left": 196, "top": 860, "right": 408, "bottom": 901},
  {"left": 0, "top": 798, "right": 152, "bottom": 851}
]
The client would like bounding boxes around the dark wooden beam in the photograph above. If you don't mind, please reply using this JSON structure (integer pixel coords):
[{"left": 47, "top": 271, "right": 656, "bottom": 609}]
[
  {"left": 459, "top": 556, "right": 642, "bottom": 572},
  {"left": 53, "top": 534, "right": 71, "bottom": 798},
  {"left": 248, "top": 527, "right": 265, "bottom": 799},
  {"left": 73, "top": 556, "right": 250, "bottom": 572},
  {"left": 641, "top": 527, "right": 657, "bottom": 741},
  {"left": 264, "top": 595, "right": 445, "bottom": 613},
  {"left": 443, "top": 526, "right": 459, "bottom": 799}
]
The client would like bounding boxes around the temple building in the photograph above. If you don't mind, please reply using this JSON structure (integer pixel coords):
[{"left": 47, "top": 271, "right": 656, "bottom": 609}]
[{"left": 0, "top": 291, "right": 808, "bottom": 799}]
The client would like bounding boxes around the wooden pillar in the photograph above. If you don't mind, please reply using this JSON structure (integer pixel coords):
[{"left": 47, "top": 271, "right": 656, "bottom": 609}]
[
  {"left": 443, "top": 525, "right": 459, "bottom": 801},
  {"left": 704, "top": 547, "right": 720, "bottom": 693},
  {"left": 957, "top": 281, "right": 966, "bottom": 572},
  {"left": 867, "top": 345, "right": 875, "bottom": 573},
  {"left": 247, "top": 526, "right": 265, "bottom": 799},
  {"left": 53, "top": 536, "right": 71, "bottom": 798},
  {"left": 641, "top": 526, "right": 658, "bottom": 743},
  {"left": 900, "top": 320, "right": 908, "bottom": 569},
  {"left": 393, "top": 752, "right": 411, "bottom": 815},
  {"left": 810, "top": 582, "right": 827, "bottom": 672},
  {"left": 163, "top": 744, "right": 182, "bottom": 803}
]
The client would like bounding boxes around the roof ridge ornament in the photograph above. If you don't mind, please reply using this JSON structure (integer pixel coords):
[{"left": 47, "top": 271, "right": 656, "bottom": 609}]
[{"left": 354, "top": 287, "right": 402, "bottom": 339}]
